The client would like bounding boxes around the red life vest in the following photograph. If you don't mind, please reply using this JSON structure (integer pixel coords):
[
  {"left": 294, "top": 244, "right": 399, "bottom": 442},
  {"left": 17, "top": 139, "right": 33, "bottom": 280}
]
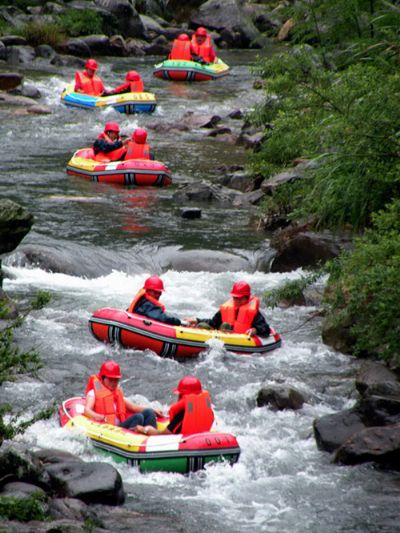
[
  {"left": 125, "top": 141, "right": 151, "bottom": 160},
  {"left": 169, "top": 39, "right": 192, "bottom": 61},
  {"left": 129, "top": 79, "right": 144, "bottom": 92},
  {"left": 190, "top": 35, "right": 215, "bottom": 63},
  {"left": 75, "top": 71, "right": 104, "bottom": 96},
  {"left": 127, "top": 287, "right": 165, "bottom": 314},
  {"left": 93, "top": 132, "right": 126, "bottom": 162},
  {"left": 168, "top": 391, "right": 214, "bottom": 434},
  {"left": 85, "top": 374, "right": 127, "bottom": 425},
  {"left": 220, "top": 296, "right": 260, "bottom": 334}
]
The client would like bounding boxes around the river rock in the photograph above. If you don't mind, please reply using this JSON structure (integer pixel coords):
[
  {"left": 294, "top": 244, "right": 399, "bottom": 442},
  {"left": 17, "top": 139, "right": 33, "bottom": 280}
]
[
  {"left": 1, "top": 481, "right": 47, "bottom": 499},
  {"left": 48, "top": 497, "right": 100, "bottom": 523},
  {"left": 232, "top": 189, "right": 264, "bottom": 207},
  {"left": 179, "top": 207, "right": 202, "bottom": 219},
  {"left": 257, "top": 385, "right": 305, "bottom": 411},
  {"left": 207, "top": 126, "right": 232, "bottom": 137},
  {"left": 43, "top": 460, "right": 125, "bottom": 505},
  {"left": 321, "top": 310, "right": 357, "bottom": 355},
  {"left": 334, "top": 425, "right": 400, "bottom": 469},
  {"left": 313, "top": 408, "right": 368, "bottom": 453},
  {"left": 0, "top": 443, "right": 51, "bottom": 488},
  {"left": 140, "top": 13, "right": 164, "bottom": 36},
  {"left": 0, "top": 199, "right": 33, "bottom": 255},
  {"left": 261, "top": 169, "right": 305, "bottom": 195},
  {"left": 35, "top": 44, "right": 56, "bottom": 59},
  {"left": 27, "top": 104, "right": 52, "bottom": 114},
  {"left": 9, "top": 83, "right": 41, "bottom": 99},
  {"left": 355, "top": 360, "right": 400, "bottom": 397},
  {"left": 160, "top": 248, "right": 250, "bottom": 272},
  {"left": 56, "top": 38, "right": 91, "bottom": 57},
  {"left": 228, "top": 109, "right": 243, "bottom": 119},
  {"left": 172, "top": 181, "right": 237, "bottom": 204},
  {"left": 221, "top": 170, "right": 254, "bottom": 192},
  {"left": 143, "top": 34, "right": 170, "bottom": 55},
  {"left": 80, "top": 34, "right": 113, "bottom": 55},
  {"left": 95, "top": 0, "right": 145, "bottom": 38},
  {"left": 191, "top": 0, "right": 262, "bottom": 48},
  {"left": 270, "top": 225, "right": 353, "bottom": 272},
  {"left": 6, "top": 45, "right": 36, "bottom": 65},
  {"left": 0, "top": 72, "right": 23, "bottom": 90},
  {"left": 237, "top": 131, "right": 264, "bottom": 149},
  {"left": 181, "top": 111, "right": 221, "bottom": 129},
  {"left": 109, "top": 34, "right": 128, "bottom": 55}
]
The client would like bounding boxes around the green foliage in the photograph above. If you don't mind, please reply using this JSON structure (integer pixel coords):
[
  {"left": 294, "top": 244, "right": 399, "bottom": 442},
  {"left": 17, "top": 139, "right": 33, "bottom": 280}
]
[
  {"left": 15, "top": 21, "right": 65, "bottom": 48},
  {"left": 0, "top": 493, "right": 47, "bottom": 522},
  {"left": 325, "top": 200, "right": 400, "bottom": 368},
  {"left": 57, "top": 9, "right": 103, "bottom": 37},
  {"left": 0, "top": 326, "right": 42, "bottom": 386},
  {"left": 265, "top": 269, "right": 325, "bottom": 308},
  {"left": 30, "top": 290, "right": 51, "bottom": 311},
  {"left": 252, "top": 49, "right": 400, "bottom": 230}
]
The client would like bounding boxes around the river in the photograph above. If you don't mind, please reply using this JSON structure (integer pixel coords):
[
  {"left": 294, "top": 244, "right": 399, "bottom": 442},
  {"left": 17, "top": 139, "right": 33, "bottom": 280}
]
[{"left": 1, "top": 51, "right": 399, "bottom": 532}]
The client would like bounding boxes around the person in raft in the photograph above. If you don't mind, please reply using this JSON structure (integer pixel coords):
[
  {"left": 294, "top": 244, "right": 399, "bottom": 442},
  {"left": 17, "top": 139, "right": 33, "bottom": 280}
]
[
  {"left": 136, "top": 376, "right": 214, "bottom": 436},
  {"left": 84, "top": 360, "right": 162, "bottom": 429},
  {"left": 127, "top": 275, "right": 182, "bottom": 326},
  {"left": 109, "top": 70, "right": 145, "bottom": 95},
  {"left": 92, "top": 121, "right": 130, "bottom": 162},
  {"left": 124, "top": 128, "right": 154, "bottom": 161},
  {"left": 186, "top": 281, "right": 270, "bottom": 337},
  {"left": 190, "top": 27, "right": 217, "bottom": 64},
  {"left": 168, "top": 33, "right": 204, "bottom": 63},
  {"left": 74, "top": 58, "right": 109, "bottom": 96}
]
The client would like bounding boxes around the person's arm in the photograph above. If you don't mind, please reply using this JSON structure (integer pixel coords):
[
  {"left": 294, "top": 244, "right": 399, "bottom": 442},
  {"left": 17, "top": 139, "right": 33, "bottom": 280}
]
[
  {"left": 149, "top": 148, "right": 155, "bottom": 161},
  {"left": 249, "top": 311, "right": 270, "bottom": 337},
  {"left": 136, "top": 300, "right": 182, "bottom": 326},
  {"left": 74, "top": 71, "right": 83, "bottom": 93},
  {"left": 84, "top": 392, "right": 105, "bottom": 422},
  {"left": 186, "top": 310, "right": 221, "bottom": 329},
  {"left": 109, "top": 82, "right": 130, "bottom": 95},
  {"left": 93, "top": 138, "right": 124, "bottom": 154}
]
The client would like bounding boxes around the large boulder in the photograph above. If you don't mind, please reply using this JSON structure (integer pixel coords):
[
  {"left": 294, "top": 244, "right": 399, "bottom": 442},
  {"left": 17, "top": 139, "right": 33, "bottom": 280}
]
[
  {"left": 94, "top": 0, "right": 145, "bottom": 38},
  {"left": 257, "top": 385, "right": 305, "bottom": 411},
  {"left": 313, "top": 408, "right": 368, "bottom": 453},
  {"left": 43, "top": 460, "right": 125, "bottom": 505},
  {"left": 172, "top": 181, "right": 237, "bottom": 205},
  {"left": 270, "top": 225, "right": 353, "bottom": 272},
  {"left": 160, "top": 248, "right": 250, "bottom": 272},
  {"left": 190, "top": 0, "right": 263, "bottom": 48},
  {"left": 334, "top": 426, "right": 400, "bottom": 469},
  {"left": 0, "top": 72, "right": 23, "bottom": 91},
  {"left": 0, "top": 199, "right": 33, "bottom": 255}
]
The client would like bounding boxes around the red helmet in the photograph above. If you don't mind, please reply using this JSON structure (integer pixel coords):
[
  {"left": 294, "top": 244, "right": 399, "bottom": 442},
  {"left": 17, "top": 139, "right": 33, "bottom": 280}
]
[
  {"left": 144, "top": 275, "right": 164, "bottom": 292},
  {"left": 173, "top": 376, "right": 202, "bottom": 395},
  {"left": 133, "top": 128, "right": 147, "bottom": 144},
  {"left": 177, "top": 33, "right": 190, "bottom": 41},
  {"left": 85, "top": 58, "right": 98, "bottom": 70},
  {"left": 104, "top": 121, "right": 120, "bottom": 133},
  {"left": 230, "top": 281, "right": 251, "bottom": 298},
  {"left": 195, "top": 27, "right": 207, "bottom": 36},
  {"left": 125, "top": 70, "right": 140, "bottom": 82},
  {"left": 99, "top": 360, "right": 121, "bottom": 379}
]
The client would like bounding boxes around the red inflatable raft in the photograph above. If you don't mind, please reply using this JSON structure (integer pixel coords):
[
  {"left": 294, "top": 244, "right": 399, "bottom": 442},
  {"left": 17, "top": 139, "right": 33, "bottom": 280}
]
[
  {"left": 59, "top": 397, "right": 240, "bottom": 474},
  {"left": 89, "top": 308, "right": 282, "bottom": 358},
  {"left": 66, "top": 148, "right": 172, "bottom": 186}
]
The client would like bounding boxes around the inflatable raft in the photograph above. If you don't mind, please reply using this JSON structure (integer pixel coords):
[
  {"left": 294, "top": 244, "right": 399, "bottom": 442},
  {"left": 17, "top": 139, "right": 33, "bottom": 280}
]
[
  {"left": 66, "top": 148, "right": 172, "bottom": 186},
  {"left": 61, "top": 84, "right": 157, "bottom": 114},
  {"left": 153, "top": 58, "right": 230, "bottom": 82},
  {"left": 59, "top": 397, "right": 240, "bottom": 474},
  {"left": 89, "top": 308, "right": 282, "bottom": 358}
]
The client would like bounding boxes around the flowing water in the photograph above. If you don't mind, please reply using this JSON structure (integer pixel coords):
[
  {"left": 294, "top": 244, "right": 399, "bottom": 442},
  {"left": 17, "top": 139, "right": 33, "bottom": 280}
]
[{"left": 1, "top": 51, "right": 399, "bottom": 532}]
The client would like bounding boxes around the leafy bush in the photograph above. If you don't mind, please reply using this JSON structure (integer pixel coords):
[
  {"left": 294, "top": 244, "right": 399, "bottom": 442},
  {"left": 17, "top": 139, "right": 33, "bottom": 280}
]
[
  {"left": 325, "top": 200, "right": 400, "bottom": 368},
  {"left": 15, "top": 21, "right": 65, "bottom": 47},
  {"left": 57, "top": 9, "right": 103, "bottom": 37},
  {"left": 252, "top": 49, "right": 400, "bottom": 230},
  {"left": 0, "top": 493, "right": 47, "bottom": 522}
]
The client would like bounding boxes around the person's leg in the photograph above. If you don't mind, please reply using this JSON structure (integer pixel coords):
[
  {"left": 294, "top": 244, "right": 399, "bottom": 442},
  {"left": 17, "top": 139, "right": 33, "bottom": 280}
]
[
  {"left": 141, "top": 408, "right": 157, "bottom": 428},
  {"left": 119, "top": 412, "right": 144, "bottom": 429}
]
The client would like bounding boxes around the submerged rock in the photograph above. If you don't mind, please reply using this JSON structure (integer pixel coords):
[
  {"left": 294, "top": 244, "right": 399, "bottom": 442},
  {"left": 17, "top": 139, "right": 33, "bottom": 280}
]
[{"left": 0, "top": 199, "right": 33, "bottom": 255}]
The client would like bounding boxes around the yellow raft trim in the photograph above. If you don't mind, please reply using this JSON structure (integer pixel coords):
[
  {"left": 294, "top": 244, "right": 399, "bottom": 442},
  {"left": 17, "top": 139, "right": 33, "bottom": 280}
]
[
  {"left": 62, "top": 84, "right": 157, "bottom": 106},
  {"left": 175, "top": 327, "right": 258, "bottom": 347},
  {"left": 66, "top": 415, "right": 169, "bottom": 452}
]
